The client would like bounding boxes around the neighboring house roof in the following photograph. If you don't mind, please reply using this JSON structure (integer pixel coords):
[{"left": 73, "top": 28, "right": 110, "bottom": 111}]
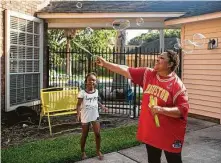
[{"left": 38, "top": 1, "right": 221, "bottom": 20}]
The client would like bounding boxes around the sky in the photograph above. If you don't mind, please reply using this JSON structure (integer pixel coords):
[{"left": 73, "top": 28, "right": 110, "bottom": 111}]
[{"left": 126, "top": 29, "right": 149, "bottom": 42}]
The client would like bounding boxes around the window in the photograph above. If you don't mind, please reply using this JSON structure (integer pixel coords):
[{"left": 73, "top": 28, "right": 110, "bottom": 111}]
[{"left": 5, "top": 10, "right": 43, "bottom": 111}]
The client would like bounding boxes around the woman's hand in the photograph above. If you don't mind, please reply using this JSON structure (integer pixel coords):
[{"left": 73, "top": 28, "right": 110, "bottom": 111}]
[
  {"left": 95, "top": 56, "right": 107, "bottom": 67},
  {"left": 150, "top": 105, "right": 163, "bottom": 115}
]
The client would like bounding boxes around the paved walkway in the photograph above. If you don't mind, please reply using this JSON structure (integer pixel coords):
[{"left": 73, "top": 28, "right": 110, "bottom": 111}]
[{"left": 76, "top": 117, "right": 221, "bottom": 163}]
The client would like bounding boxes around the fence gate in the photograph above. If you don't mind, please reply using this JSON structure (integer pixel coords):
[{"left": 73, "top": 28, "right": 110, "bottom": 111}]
[{"left": 48, "top": 47, "right": 182, "bottom": 118}]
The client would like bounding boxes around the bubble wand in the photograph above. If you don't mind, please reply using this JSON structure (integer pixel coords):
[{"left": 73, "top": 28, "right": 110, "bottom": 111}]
[
  {"left": 73, "top": 41, "right": 97, "bottom": 59},
  {"left": 150, "top": 97, "right": 160, "bottom": 127}
]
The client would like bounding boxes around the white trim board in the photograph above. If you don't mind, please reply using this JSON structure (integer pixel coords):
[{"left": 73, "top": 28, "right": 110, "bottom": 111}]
[
  {"left": 37, "top": 12, "right": 185, "bottom": 19},
  {"left": 5, "top": 10, "right": 44, "bottom": 112},
  {"left": 48, "top": 21, "right": 166, "bottom": 29}
]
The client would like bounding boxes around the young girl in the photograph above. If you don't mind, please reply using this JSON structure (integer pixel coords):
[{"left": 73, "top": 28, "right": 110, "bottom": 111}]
[{"left": 76, "top": 72, "right": 107, "bottom": 160}]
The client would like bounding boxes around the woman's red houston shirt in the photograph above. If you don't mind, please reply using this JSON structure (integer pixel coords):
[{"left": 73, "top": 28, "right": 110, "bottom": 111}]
[{"left": 128, "top": 67, "right": 189, "bottom": 153}]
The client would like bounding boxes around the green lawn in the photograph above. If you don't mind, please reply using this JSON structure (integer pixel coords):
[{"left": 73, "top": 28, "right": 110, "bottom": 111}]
[{"left": 1, "top": 125, "right": 140, "bottom": 163}]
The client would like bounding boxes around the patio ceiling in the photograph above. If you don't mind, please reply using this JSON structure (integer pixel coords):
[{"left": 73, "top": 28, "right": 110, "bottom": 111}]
[{"left": 36, "top": 1, "right": 221, "bottom": 29}]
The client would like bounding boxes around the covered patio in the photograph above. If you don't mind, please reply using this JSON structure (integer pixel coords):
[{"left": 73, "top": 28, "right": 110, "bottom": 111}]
[{"left": 36, "top": 1, "right": 191, "bottom": 52}]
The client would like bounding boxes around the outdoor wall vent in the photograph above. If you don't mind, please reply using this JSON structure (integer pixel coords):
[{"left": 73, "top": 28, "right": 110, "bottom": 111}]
[{"left": 208, "top": 38, "right": 218, "bottom": 50}]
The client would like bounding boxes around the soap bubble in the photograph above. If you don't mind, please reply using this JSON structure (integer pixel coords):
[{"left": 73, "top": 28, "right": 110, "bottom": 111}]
[
  {"left": 181, "top": 39, "right": 195, "bottom": 54},
  {"left": 174, "top": 38, "right": 182, "bottom": 50},
  {"left": 174, "top": 43, "right": 182, "bottom": 50},
  {"left": 76, "top": 2, "right": 82, "bottom": 8},
  {"left": 85, "top": 27, "right": 93, "bottom": 35},
  {"left": 141, "top": 0, "right": 147, "bottom": 4},
  {"left": 112, "top": 19, "right": 130, "bottom": 31},
  {"left": 136, "top": 17, "right": 144, "bottom": 26},
  {"left": 176, "top": 38, "right": 181, "bottom": 44},
  {"left": 108, "top": 37, "right": 115, "bottom": 45},
  {"left": 192, "top": 33, "right": 206, "bottom": 48}
]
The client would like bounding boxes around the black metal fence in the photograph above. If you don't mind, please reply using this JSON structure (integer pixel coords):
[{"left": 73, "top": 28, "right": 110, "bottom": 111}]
[{"left": 47, "top": 47, "right": 182, "bottom": 118}]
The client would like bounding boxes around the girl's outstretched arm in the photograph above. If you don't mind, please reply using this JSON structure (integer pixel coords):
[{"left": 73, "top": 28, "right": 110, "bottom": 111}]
[{"left": 98, "top": 102, "right": 108, "bottom": 112}]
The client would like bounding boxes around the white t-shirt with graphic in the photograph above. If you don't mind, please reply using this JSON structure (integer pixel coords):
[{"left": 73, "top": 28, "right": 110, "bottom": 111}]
[{"left": 78, "top": 89, "right": 99, "bottom": 123}]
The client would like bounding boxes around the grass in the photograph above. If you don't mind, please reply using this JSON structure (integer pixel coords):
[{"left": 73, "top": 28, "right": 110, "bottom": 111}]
[{"left": 1, "top": 125, "right": 140, "bottom": 163}]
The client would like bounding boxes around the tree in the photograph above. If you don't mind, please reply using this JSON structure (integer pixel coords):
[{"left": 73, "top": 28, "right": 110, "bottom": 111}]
[
  {"left": 48, "top": 29, "right": 66, "bottom": 50},
  {"left": 48, "top": 29, "right": 117, "bottom": 75},
  {"left": 48, "top": 29, "right": 117, "bottom": 56},
  {"left": 48, "top": 30, "right": 66, "bottom": 75},
  {"left": 71, "top": 29, "right": 117, "bottom": 51}
]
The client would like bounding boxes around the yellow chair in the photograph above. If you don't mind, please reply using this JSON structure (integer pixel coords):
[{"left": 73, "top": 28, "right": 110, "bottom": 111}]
[{"left": 39, "top": 87, "right": 79, "bottom": 135}]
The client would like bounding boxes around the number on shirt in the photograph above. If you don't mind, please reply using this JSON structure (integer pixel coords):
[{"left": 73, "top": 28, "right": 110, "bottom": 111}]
[{"left": 148, "top": 95, "right": 158, "bottom": 108}]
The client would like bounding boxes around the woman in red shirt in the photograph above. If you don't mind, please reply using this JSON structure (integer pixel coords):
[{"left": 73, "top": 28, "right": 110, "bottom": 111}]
[{"left": 96, "top": 50, "right": 189, "bottom": 163}]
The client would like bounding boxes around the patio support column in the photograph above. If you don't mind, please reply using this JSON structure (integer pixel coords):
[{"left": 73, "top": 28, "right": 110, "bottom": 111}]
[
  {"left": 115, "top": 30, "right": 126, "bottom": 62},
  {"left": 66, "top": 37, "right": 71, "bottom": 75},
  {"left": 64, "top": 29, "right": 76, "bottom": 75},
  {"left": 159, "top": 29, "right": 164, "bottom": 52},
  {"left": 112, "top": 30, "right": 127, "bottom": 96}
]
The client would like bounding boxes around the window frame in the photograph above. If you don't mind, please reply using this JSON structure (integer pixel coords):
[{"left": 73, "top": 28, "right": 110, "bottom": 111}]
[{"left": 5, "top": 10, "right": 44, "bottom": 111}]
